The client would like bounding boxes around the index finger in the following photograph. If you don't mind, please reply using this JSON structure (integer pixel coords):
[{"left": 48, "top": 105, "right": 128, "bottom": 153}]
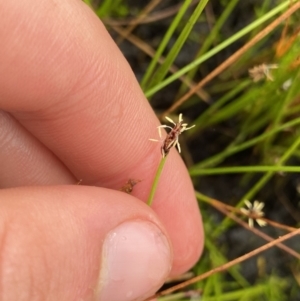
[{"left": 0, "top": 0, "right": 203, "bottom": 275}]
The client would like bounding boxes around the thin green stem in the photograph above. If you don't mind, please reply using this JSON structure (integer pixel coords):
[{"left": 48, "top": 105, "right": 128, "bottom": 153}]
[
  {"left": 190, "top": 165, "right": 300, "bottom": 176},
  {"left": 146, "top": 0, "right": 209, "bottom": 90},
  {"left": 177, "top": 0, "right": 239, "bottom": 97},
  {"left": 241, "top": 135, "right": 300, "bottom": 202},
  {"left": 141, "top": 0, "right": 193, "bottom": 89},
  {"left": 213, "top": 134, "right": 300, "bottom": 235},
  {"left": 144, "top": 0, "right": 293, "bottom": 98},
  {"left": 263, "top": 68, "right": 300, "bottom": 157},
  {"left": 147, "top": 156, "right": 167, "bottom": 206},
  {"left": 189, "top": 117, "right": 300, "bottom": 171}
]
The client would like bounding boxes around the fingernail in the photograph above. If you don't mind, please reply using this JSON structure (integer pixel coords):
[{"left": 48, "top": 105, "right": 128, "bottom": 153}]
[{"left": 97, "top": 220, "right": 172, "bottom": 301}]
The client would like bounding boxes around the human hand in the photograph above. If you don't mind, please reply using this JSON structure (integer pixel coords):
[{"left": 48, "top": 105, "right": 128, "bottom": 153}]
[{"left": 0, "top": 1, "right": 204, "bottom": 300}]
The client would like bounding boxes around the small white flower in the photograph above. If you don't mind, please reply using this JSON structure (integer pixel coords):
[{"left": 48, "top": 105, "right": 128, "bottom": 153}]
[
  {"left": 249, "top": 64, "right": 278, "bottom": 82},
  {"left": 150, "top": 114, "right": 195, "bottom": 157},
  {"left": 240, "top": 200, "right": 267, "bottom": 228}
]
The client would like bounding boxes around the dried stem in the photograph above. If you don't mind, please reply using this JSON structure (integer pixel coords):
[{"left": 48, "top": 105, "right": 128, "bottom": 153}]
[
  {"left": 144, "top": 228, "right": 300, "bottom": 300},
  {"left": 162, "top": 1, "right": 300, "bottom": 116}
]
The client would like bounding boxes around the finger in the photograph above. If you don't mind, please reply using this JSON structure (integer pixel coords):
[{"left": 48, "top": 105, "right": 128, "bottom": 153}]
[
  {"left": 0, "top": 111, "right": 76, "bottom": 187},
  {"left": 0, "top": 186, "right": 172, "bottom": 301},
  {"left": 0, "top": 0, "right": 203, "bottom": 275}
]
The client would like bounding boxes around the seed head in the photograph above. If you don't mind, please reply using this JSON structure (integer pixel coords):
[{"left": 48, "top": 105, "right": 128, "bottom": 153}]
[
  {"left": 150, "top": 114, "right": 195, "bottom": 157},
  {"left": 240, "top": 200, "right": 267, "bottom": 228},
  {"left": 249, "top": 64, "right": 278, "bottom": 82}
]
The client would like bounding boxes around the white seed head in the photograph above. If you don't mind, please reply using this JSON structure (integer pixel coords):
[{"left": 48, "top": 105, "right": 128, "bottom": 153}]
[
  {"left": 150, "top": 114, "right": 195, "bottom": 157},
  {"left": 241, "top": 200, "right": 266, "bottom": 228}
]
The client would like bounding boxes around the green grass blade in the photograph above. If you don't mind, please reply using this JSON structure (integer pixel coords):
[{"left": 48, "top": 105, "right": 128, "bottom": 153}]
[
  {"left": 146, "top": 0, "right": 209, "bottom": 90},
  {"left": 147, "top": 156, "right": 167, "bottom": 206},
  {"left": 190, "top": 165, "right": 300, "bottom": 176},
  {"left": 140, "top": 0, "right": 193, "bottom": 89},
  {"left": 262, "top": 67, "right": 300, "bottom": 157},
  {"left": 145, "top": 0, "right": 293, "bottom": 98},
  {"left": 177, "top": 0, "right": 240, "bottom": 96},
  {"left": 190, "top": 80, "right": 251, "bottom": 134},
  {"left": 189, "top": 117, "right": 300, "bottom": 171},
  {"left": 213, "top": 135, "right": 300, "bottom": 235}
]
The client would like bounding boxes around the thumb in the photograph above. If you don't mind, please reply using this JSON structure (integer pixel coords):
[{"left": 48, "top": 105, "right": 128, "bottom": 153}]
[{"left": 0, "top": 186, "right": 172, "bottom": 301}]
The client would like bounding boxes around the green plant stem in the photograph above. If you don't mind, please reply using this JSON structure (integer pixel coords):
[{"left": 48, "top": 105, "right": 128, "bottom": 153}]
[
  {"left": 189, "top": 117, "right": 300, "bottom": 171},
  {"left": 147, "top": 156, "right": 167, "bottom": 206},
  {"left": 177, "top": 0, "right": 239, "bottom": 97},
  {"left": 190, "top": 165, "right": 300, "bottom": 176},
  {"left": 241, "top": 135, "right": 300, "bottom": 202},
  {"left": 213, "top": 134, "right": 300, "bottom": 236},
  {"left": 147, "top": 0, "right": 209, "bottom": 89},
  {"left": 263, "top": 68, "right": 300, "bottom": 157},
  {"left": 144, "top": 0, "right": 293, "bottom": 98},
  {"left": 140, "top": 0, "right": 193, "bottom": 89},
  {"left": 189, "top": 80, "right": 251, "bottom": 135}
]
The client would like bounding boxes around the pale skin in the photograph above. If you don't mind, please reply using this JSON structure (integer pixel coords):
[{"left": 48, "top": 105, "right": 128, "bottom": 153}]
[{"left": 0, "top": 1, "right": 204, "bottom": 300}]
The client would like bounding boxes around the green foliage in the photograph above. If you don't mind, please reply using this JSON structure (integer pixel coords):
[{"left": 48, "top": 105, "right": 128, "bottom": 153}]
[
  {"left": 144, "top": 0, "right": 209, "bottom": 90},
  {"left": 89, "top": 0, "right": 300, "bottom": 299}
]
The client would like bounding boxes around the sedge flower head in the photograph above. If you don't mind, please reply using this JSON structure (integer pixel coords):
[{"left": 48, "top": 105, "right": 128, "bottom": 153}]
[
  {"left": 249, "top": 64, "right": 278, "bottom": 82},
  {"left": 150, "top": 114, "right": 195, "bottom": 157},
  {"left": 240, "top": 200, "right": 267, "bottom": 228}
]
